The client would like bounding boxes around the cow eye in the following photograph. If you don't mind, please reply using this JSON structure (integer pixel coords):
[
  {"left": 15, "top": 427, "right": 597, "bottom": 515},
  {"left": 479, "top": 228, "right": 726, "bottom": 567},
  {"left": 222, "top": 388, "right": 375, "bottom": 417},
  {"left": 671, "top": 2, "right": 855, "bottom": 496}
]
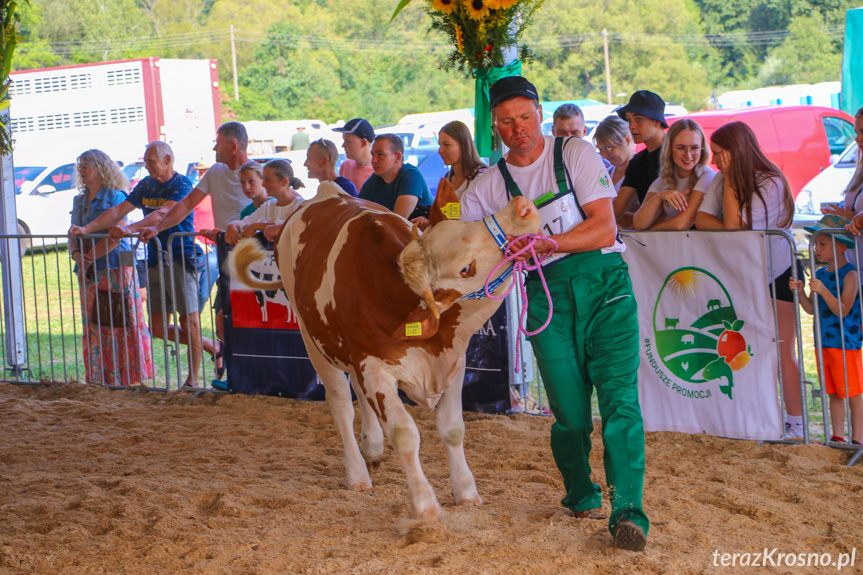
[{"left": 460, "top": 261, "right": 477, "bottom": 278}]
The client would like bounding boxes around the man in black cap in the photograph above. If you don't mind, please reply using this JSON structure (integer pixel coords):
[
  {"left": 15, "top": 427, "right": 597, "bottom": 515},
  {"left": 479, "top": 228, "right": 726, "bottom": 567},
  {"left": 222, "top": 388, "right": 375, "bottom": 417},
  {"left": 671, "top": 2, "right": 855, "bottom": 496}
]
[
  {"left": 460, "top": 75, "right": 649, "bottom": 552},
  {"left": 613, "top": 90, "right": 668, "bottom": 227},
  {"left": 334, "top": 118, "right": 376, "bottom": 192}
]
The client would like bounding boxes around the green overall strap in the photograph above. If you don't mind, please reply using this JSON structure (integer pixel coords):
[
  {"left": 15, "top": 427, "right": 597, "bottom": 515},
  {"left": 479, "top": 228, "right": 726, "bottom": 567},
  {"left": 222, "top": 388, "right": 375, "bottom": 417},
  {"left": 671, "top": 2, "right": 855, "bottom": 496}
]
[
  {"left": 497, "top": 137, "right": 587, "bottom": 219},
  {"left": 553, "top": 136, "right": 568, "bottom": 195},
  {"left": 497, "top": 157, "right": 522, "bottom": 198}
]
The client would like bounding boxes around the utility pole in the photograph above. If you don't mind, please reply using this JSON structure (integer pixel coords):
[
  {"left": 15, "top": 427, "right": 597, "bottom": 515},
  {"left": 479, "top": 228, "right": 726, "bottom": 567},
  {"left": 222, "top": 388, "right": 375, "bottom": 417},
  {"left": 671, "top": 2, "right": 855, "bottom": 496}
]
[
  {"left": 603, "top": 29, "right": 612, "bottom": 105},
  {"left": 231, "top": 25, "right": 239, "bottom": 101}
]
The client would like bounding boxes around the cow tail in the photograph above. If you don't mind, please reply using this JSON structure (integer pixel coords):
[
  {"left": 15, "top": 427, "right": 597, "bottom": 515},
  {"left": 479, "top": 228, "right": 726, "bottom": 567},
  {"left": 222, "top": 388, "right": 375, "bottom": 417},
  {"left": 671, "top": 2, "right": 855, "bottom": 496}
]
[{"left": 230, "top": 238, "right": 284, "bottom": 291}]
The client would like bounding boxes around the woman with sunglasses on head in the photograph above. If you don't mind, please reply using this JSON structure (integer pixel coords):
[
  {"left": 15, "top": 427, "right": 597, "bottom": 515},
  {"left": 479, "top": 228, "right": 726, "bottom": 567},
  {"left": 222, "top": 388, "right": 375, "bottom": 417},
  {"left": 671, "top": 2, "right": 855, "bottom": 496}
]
[
  {"left": 593, "top": 115, "right": 635, "bottom": 193},
  {"left": 695, "top": 121, "right": 802, "bottom": 438},
  {"left": 632, "top": 119, "right": 715, "bottom": 230}
]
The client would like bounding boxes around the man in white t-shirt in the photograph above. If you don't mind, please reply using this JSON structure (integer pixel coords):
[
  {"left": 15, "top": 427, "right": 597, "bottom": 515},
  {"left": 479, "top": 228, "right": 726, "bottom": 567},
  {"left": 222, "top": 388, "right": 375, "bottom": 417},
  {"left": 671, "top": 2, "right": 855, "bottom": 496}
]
[{"left": 460, "top": 76, "right": 649, "bottom": 552}]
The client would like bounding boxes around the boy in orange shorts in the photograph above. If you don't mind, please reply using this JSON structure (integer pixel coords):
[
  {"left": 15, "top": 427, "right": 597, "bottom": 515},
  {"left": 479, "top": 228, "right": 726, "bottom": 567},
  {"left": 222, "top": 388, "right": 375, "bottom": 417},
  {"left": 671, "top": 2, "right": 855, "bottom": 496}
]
[{"left": 790, "top": 215, "right": 863, "bottom": 444}]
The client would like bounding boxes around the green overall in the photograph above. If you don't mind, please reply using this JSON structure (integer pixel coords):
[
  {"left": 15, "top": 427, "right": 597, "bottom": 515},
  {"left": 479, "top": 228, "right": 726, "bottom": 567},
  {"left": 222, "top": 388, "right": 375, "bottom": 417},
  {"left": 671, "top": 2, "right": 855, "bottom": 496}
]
[{"left": 499, "top": 138, "right": 649, "bottom": 536}]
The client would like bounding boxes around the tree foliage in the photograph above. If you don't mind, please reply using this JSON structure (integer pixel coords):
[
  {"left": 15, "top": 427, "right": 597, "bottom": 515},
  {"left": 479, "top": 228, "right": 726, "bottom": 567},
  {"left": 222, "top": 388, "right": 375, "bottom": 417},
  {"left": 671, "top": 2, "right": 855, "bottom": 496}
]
[{"left": 10, "top": 0, "right": 853, "bottom": 124}]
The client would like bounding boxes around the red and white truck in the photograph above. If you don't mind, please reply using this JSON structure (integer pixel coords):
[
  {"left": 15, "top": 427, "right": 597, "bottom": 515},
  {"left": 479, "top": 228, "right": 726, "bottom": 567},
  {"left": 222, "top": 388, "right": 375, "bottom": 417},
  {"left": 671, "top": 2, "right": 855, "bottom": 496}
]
[{"left": 8, "top": 58, "right": 220, "bottom": 238}]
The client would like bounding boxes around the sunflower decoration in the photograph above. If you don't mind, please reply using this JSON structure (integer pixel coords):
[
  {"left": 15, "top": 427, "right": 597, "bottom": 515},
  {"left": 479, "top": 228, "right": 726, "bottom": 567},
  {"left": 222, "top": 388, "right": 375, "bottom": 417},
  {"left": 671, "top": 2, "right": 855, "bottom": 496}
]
[
  {"left": 431, "top": 0, "right": 456, "bottom": 14},
  {"left": 397, "top": 0, "right": 543, "bottom": 72},
  {"left": 463, "top": 0, "right": 489, "bottom": 20},
  {"left": 454, "top": 23, "right": 465, "bottom": 53},
  {"left": 484, "top": 0, "right": 519, "bottom": 8}
]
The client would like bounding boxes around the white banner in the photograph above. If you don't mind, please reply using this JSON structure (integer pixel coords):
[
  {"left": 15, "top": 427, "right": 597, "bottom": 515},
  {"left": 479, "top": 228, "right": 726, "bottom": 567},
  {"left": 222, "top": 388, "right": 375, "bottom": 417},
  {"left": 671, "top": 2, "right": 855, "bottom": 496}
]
[{"left": 622, "top": 231, "right": 783, "bottom": 440}]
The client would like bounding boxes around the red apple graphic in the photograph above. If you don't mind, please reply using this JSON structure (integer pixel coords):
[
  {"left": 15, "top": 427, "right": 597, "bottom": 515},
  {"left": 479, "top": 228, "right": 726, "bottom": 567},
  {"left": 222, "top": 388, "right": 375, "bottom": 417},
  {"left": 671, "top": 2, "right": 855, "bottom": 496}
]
[
  {"left": 718, "top": 329, "right": 745, "bottom": 360},
  {"left": 717, "top": 319, "right": 750, "bottom": 370}
]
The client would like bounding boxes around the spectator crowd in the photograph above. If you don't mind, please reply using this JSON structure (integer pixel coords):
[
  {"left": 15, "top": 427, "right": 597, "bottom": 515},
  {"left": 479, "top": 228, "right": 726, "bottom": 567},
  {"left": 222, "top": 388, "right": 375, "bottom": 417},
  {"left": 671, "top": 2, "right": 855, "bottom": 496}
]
[{"left": 63, "top": 81, "right": 863, "bottom": 453}]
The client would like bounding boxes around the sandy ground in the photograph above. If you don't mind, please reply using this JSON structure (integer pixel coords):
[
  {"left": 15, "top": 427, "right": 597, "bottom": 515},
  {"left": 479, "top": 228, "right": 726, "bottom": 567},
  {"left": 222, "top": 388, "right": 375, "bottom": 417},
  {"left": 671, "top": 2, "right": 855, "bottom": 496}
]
[{"left": 1, "top": 383, "right": 862, "bottom": 575}]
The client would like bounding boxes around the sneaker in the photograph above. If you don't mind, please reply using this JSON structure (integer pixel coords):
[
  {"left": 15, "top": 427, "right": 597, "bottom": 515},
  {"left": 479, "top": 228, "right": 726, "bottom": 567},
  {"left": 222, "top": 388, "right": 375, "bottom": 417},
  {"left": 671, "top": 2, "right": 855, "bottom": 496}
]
[
  {"left": 574, "top": 508, "right": 608, "bottom": 520},
  {"left": 785, "top": 422, "right": 804, "bottom": 439},
  {"left": 830, "top": 435, "right": 846, "bottom": 443},
  {"left": 613, "top": 520, "right": 647, "bottom": 552}
]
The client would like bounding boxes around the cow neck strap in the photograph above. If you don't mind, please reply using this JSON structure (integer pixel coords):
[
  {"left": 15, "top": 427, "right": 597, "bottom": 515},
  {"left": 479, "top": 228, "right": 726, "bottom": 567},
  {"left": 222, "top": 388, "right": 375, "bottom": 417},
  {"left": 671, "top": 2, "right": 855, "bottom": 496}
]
[{"left": 482, "top": 214, "right": 509, "bottom": 253}]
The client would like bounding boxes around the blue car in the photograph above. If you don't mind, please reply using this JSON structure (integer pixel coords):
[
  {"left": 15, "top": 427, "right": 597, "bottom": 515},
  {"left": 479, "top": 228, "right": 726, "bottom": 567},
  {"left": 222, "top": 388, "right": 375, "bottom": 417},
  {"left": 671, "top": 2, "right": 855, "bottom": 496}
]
[{"left": 403, "top": 146, "right": 448, "bottom": 197}]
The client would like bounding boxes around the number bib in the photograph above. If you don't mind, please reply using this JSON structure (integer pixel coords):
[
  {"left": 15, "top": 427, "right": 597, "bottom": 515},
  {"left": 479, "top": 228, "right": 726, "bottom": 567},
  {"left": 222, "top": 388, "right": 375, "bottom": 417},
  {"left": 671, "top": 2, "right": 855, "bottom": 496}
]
[
  {"left": 536, "top": 191, "right": 579, "bottom": 265},
  {"left": 497, "top": 137, "right": 587, "bottom": 268}
]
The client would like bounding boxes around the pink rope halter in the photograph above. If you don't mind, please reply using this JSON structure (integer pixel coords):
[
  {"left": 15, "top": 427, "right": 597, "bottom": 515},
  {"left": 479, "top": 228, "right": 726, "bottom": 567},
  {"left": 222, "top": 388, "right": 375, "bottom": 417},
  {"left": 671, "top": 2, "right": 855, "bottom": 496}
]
[{"left": 483, "top": 234, "right": 558, "bottom": 373}]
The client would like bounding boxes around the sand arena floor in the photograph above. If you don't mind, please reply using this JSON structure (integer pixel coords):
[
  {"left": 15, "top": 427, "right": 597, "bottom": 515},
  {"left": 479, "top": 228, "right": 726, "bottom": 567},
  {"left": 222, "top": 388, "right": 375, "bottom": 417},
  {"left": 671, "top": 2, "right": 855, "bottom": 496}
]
[{"left": 0, "top": 382, "right": 861, "bottom": 574}]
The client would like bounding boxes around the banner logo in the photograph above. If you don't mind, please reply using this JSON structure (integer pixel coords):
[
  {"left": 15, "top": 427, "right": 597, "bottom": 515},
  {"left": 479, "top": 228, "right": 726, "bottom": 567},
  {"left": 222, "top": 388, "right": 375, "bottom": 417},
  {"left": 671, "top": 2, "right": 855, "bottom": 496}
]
[{"left": 648, "top": 267, "right": 752, "bottom": 399}]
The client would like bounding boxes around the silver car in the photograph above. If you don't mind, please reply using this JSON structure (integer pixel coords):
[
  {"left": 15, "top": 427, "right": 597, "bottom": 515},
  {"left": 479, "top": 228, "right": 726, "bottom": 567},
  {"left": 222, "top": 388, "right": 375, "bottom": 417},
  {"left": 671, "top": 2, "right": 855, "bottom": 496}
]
[{"left": 792, "top": 143, "right": 858, "bottom": 251}]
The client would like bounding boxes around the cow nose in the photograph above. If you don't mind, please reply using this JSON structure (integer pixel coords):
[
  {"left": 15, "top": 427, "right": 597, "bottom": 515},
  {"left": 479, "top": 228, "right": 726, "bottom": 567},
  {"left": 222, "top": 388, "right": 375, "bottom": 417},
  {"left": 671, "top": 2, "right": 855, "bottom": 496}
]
[{"left": 514, "top": 196, "right": 535, "bottom": 219}]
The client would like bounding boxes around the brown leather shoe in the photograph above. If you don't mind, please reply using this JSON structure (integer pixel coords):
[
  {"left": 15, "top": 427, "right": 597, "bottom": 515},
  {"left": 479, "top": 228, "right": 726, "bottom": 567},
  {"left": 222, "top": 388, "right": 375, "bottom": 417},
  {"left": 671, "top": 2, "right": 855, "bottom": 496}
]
[{"left": 613, "top": 519, "right": 647, "bottom": 551}]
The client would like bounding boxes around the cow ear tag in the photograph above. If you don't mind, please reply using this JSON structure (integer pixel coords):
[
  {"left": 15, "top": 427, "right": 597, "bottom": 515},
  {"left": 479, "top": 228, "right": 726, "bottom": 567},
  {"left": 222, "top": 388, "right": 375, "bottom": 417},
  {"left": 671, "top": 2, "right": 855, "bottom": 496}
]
[
  {"left": 441, "top": 202, "right": 460, "bottom": 220},
  {"left": 405, "top": 322, "right": 423, "bottom": 337}
]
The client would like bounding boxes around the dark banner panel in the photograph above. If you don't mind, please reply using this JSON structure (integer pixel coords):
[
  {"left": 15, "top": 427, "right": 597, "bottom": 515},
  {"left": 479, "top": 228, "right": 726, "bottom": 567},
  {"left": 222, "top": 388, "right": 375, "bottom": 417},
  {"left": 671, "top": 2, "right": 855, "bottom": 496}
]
[{"left": 218, "top": 237, "right": 510, "bottom": 413}]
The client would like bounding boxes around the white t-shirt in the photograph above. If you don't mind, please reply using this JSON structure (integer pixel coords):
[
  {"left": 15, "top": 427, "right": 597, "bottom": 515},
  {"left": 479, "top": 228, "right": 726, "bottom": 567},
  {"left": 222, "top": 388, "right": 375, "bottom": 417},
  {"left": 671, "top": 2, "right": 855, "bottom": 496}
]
[
  {"left": 646, "top": 166, "right": 716, "bottom": 219},
  {"left": 461, "top": 136, "right": 622, "bottom": 254},
  {"left": 196, "top": 163, "right": 251, "bottom": 229},
  {"left": 699, "top": 172, "right": 792, "bottom": 279},
  {"left": 229, "top": 197, "right": 304, "bottom": 229}
]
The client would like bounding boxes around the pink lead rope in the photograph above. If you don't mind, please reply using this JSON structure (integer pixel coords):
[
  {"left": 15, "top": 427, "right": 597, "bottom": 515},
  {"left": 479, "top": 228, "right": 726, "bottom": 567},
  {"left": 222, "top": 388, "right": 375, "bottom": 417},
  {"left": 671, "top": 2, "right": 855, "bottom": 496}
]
[{"left": 483, "top": 234, "right": 558, "bottom": 373}]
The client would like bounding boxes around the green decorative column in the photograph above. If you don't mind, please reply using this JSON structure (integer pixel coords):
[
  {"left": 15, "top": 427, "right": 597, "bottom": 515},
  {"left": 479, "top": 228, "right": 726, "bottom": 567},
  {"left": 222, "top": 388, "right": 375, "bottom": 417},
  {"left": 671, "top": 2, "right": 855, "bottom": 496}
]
[{"left": 473, "top": 59, "right": 521, "bottom": 163}]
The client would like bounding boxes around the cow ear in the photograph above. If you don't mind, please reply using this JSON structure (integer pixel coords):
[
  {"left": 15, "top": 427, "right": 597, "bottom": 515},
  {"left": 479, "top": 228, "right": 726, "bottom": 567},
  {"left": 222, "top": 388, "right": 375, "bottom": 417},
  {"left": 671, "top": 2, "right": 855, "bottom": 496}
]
[
  {"left": 394, "top": 304, "right": 440, "bottom": 341},
  {"left": 392, "top": 289, "right": 462, "bottom": 342},
  {"left": 428, "top": 178, "right": 460, "bottom": 228}
]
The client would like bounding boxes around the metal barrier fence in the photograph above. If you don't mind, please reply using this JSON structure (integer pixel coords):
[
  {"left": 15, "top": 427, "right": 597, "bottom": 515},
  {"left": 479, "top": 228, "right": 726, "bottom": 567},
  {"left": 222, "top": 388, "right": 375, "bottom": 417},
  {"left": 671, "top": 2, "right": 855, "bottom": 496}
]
[
  {"left": 1, "top": 230, "right": 861, "bottom": 463},
  {"left": 516, "top": 229, "right": 862, "bottom": 463},
  {"left": 0, "top": 233, "right": 221, "bottom": 392},
  {"left": 807, "top": 228, "right": 863, "bottom": 466}
]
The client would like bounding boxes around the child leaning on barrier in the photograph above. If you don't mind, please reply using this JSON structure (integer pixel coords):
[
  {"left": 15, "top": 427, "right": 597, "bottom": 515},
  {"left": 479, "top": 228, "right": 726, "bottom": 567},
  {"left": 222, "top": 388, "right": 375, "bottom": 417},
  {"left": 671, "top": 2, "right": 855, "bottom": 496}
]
[{"left": 789, "top": 214, "right": 863, "bottom": 445}]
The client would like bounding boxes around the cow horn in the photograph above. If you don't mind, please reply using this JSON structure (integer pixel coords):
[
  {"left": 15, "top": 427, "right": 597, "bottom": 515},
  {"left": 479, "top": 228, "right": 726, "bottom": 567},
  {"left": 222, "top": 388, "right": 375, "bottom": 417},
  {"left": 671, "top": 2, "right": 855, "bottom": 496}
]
[
  {"left": 410, "top": 224, "right": 420, "bottom": 242},
  {"left": 422, "top": 289, "right": 440, "bottom": 319}
]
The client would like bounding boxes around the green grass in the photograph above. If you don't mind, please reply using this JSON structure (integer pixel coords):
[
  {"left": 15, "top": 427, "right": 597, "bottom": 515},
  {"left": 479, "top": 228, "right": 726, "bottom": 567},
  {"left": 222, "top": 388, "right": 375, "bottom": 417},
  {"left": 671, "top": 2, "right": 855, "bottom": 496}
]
[{"left": 0, "top": 248, "right": 220, "bottom": 389}]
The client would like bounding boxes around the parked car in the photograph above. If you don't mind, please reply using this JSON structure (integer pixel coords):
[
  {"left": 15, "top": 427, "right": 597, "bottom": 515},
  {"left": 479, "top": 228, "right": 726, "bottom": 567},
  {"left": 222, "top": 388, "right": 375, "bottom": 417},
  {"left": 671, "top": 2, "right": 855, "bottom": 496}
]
[
  {"left": 14, "top": 160, "right": 78, "bottom": 249},
  {"left": 792, "top": 143, "right": 858, "bottom": 251},
  {"left": 374, "top": 124, "right": 439, "bottom": 149},
  {"left": 673, "top": 105, "right": 855, "bottom": 199},
  {"left": 403, "top": 146, "right": 448, "bottom": 197}
]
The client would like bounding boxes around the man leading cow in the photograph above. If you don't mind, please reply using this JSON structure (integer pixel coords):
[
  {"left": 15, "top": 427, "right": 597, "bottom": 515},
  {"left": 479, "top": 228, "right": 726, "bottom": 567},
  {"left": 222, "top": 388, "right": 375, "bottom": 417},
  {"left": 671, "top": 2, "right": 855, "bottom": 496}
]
[{"left": 459, "top": 76, "right": 649, "bottom": 552}]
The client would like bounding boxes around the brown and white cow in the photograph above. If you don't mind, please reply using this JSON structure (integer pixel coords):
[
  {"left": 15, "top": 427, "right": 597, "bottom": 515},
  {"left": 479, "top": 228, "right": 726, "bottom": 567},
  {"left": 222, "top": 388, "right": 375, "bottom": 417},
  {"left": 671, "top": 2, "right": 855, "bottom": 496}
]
[{"left": 231, "top": 180, "right": 539, "bottom": 520}]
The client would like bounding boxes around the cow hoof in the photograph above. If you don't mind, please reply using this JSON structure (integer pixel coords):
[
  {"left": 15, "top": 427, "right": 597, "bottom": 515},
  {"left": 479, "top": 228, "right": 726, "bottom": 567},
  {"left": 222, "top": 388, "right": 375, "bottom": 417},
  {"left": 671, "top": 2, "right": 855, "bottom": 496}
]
[
  {"left": 349, "top": 480, "right": 373, "bottom": 492},
  {"left": 455, "top": 492, "right": 483, "bottom": 507},
  {"left": 414, "top": 503, "right": 443, "bottom": 522}
]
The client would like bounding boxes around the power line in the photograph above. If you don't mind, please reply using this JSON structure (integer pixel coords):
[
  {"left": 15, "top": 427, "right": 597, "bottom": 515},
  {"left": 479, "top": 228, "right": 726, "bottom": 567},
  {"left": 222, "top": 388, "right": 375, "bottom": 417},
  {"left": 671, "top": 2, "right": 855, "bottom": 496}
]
[{"left": 19, "top": 24, "right": 847, "bottom": 56}]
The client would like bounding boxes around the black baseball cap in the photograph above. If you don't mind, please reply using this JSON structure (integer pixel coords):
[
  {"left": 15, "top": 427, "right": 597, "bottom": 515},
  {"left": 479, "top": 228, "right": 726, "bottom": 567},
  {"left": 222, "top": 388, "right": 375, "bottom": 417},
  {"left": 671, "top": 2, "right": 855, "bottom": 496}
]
[
  {"left": 617, "top": 90, "right": 668, "bottom": 128},
  {"left": 489, "top": 76, "right": 539, "bottom": 109},
  {"left": 334, "top": 118, "right": 375, "bottom": 142}
]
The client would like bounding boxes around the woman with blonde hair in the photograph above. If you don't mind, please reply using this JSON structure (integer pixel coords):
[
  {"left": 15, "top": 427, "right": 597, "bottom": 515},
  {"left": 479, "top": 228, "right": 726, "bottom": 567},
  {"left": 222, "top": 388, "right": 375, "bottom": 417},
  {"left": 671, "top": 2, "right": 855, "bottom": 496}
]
[
  {"left": 68, "top": 149, "right": 152, "bottom": 386},
  {"left": 633, "top": 119, "right": 715, "bottom": 230}
]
